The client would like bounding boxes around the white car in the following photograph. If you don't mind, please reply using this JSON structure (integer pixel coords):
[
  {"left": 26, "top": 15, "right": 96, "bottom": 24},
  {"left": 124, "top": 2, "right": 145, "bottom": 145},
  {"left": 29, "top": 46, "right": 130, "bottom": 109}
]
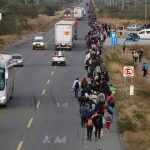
[
  {"left": 137, "top": 29, "right": 150, "bottom": 39},
  {"left": 126, "top": 24, "right": 141, "bottom": 31},
  {"left": 12, "top": 54, "right": 23, "bottom": 67},
  {"left": 52, "top": 53, "right": 66, "bottom": 66},
  {"left": 32, "top": 36, "right": 45, "bottom": 50}
]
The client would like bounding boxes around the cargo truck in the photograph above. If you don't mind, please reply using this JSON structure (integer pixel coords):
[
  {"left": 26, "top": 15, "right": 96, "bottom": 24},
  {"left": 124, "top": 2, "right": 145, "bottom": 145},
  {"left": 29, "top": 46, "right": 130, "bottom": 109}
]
[
  {"left": 55, "top": 20, "right": 75, "bottom": 50},
  {"left": 74, "top": 7, "right": 84, "bottom": 19}
]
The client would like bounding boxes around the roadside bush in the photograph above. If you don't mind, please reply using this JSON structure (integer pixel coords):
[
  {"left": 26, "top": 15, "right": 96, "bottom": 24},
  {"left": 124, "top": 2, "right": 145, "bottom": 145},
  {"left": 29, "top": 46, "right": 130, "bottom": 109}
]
[
  {"left": 132, "top": 110, "right": 146, "bottom": 123},
  {"left": 137, "top": 90, "right": 150, "bottom": 98},
  {"left": 117, "top": 116, "right": 137, "bottom": 133}
]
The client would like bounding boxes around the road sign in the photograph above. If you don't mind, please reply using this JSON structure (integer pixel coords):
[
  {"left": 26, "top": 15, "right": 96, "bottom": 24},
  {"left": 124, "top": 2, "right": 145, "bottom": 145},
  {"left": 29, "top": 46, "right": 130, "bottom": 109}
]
[
  {"left": 130, "top": 85, "right": 134, "bottom": 95},
  {"left": 111, "top": 32, "right": 117, "bottom": 38},
  {"left": 123, "top": 66, "right": 134, "bottom": 77},
  {"left": 112, "top": 38, "right": 118, "bottom": 45}
]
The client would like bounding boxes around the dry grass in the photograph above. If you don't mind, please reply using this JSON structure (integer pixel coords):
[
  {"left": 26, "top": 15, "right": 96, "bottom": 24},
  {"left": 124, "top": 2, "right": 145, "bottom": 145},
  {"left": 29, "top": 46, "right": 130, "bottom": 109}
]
[
  {"left": 0, "top": 10, "right": 63, "bottom": 51},
  {"left": 104, "top": 44, "right": 150, "bottom": 150},
  {"left": 97, "top": 17, "right": 145, "bottom": 28}
]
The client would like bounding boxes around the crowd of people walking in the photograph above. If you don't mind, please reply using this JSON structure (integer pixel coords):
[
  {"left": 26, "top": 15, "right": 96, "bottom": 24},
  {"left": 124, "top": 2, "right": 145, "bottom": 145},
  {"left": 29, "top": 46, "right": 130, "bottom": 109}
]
[{"left": 72, "top": 1, "right": 116, "bottom": 141}]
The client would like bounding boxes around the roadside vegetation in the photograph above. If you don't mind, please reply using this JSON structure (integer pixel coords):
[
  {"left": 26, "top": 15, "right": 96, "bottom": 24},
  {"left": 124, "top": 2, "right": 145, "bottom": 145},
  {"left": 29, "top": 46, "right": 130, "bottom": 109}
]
[
  {"left": 93, "top": 1, "right": 150, "bottom": 149},
  {"left": 104, "top": 45, "right": 150, "bottom": 150},
  {"left": 0, "top": 0, "right": 79, "bottom": 50}
]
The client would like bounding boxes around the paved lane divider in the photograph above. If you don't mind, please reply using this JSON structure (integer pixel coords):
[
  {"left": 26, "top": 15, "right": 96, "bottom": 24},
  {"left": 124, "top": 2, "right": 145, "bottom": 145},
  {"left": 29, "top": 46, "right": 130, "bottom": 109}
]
[
  {"left": 36, "top": 101, "right": 40, "bottom": 109},
  {"left": 16, "top": 141, "right": 23, "bottom": 150},
  {"left": 51, "top": 71, "right": 54, "bottom": 76},
  {"left": 27, "top": 118, "right": 34, "bottom": 128},
  {"left": 47, "top": 79, "right": 50, "bottom": 85},
  {"left": 42, "top": 89, "right": 46, "bottom": 95}
]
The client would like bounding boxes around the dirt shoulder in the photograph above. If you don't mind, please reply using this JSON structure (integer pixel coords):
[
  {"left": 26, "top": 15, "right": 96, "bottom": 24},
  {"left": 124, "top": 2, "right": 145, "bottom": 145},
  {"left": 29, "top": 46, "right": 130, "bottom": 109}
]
[{"left": 104, "top": 43, "right": 150, "bottom": 150}]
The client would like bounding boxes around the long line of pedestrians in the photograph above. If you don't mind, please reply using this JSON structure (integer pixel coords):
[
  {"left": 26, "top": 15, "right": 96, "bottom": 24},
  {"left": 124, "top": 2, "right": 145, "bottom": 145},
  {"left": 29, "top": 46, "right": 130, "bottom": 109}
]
[{"left": 72, "top": 1, "right": 116, "bottom": 141}]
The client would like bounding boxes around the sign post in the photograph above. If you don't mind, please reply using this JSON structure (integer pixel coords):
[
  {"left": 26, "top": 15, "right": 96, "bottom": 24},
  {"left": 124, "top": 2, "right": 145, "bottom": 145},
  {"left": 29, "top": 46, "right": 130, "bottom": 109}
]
[
  {"left": 123, "top": 66, "right": 134, "bottom": 99},
  {"left": 0, "top": 10, "right": 2, "bottom": 21}
]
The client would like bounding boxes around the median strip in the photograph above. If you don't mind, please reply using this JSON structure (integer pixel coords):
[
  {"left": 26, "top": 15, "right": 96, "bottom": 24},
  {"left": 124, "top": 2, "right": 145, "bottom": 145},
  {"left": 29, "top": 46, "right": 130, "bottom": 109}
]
[
  {"left": 16, "top": 141, "right": 23, "bottom": 150},
  {"left": 27, "top": 118, "right": 34, "bottom": 128}
]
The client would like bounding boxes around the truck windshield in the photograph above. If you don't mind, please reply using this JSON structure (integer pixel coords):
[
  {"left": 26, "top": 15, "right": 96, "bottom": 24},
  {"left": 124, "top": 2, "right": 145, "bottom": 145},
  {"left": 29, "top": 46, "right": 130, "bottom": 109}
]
[{"left": 0, "top": 68, "right": 5, "bottom": 91}]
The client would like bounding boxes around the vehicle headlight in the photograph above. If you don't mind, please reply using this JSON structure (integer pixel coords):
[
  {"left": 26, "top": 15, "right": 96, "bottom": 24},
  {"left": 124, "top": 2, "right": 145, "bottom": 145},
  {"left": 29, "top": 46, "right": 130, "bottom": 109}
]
[
  {"left": 40, "top": 42, "right": 44, "bottom": 46},
  {"left": 17, "top": 60, "right": 22, "bottom": 63},
  {"left": 0, "top": 96, "right": 6, "bottom": 101},
  {"left": 33, "top": 42, "right": 36, "bottom": 45},
  {"left": 64, "top": 14, "right": 66, "bottom": 16}
]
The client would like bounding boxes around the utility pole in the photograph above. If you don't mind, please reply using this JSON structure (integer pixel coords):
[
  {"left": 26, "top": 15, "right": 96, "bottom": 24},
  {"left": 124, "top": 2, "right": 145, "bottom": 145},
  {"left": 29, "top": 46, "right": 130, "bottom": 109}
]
[{"left": 145, "top": 0, "right": 147, "bottom": 22}]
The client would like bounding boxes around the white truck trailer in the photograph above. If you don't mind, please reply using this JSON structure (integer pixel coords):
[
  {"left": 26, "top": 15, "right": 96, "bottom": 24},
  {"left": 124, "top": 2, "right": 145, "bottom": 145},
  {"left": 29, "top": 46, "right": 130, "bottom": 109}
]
[
  {"left": 74, "top": 7, "right": 84, "bottom": 19},
  {"left": 55, "top": 20, "right": 75, "bottom": 50}
]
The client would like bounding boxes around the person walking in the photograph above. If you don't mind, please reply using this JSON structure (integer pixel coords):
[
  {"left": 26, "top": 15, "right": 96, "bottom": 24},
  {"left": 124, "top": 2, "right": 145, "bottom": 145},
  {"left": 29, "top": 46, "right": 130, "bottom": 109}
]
[
  {"left": 86, "top": 116, "right": 93, "bottom": 140},
  {"left": 105, "top": 111, "right": 112, "bottom": 132},
  {"left": 138, "top": 48, "right": 144, "bottom": 62},
  {"left": 122, "top": 41, "right": 126, "bottom": 53},
  {"left": 72, "top": 77, "right": 81, "bottom": 98},
  {"left": 92, "top": 113, "right": 103, "bottom": 139},
  {"left": 142, "top": 63, "right": 149, "bottom": 77}
]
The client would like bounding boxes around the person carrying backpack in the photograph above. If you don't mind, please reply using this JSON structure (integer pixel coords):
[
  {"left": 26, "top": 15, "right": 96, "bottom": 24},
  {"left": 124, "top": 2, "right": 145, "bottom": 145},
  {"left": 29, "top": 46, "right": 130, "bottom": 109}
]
[
  {"left": 86, "top": 117, "right": 93, "bottom": 140},
  {"left": 79, "top": 104, "right": 88, "bottom": 127},
  {"left": 72, "top": 77, "right": 81, "bottom": 98}
]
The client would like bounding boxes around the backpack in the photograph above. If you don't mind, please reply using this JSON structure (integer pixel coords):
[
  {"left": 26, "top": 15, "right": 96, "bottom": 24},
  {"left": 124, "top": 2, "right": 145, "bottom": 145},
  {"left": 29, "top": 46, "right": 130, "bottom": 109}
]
[
  {"left": 75, "top": 81, "right": 79, "bottom": 89},
  {"left": 95, "top": 115, "right": 102, "bottom": 126},
  {"left": 87, "top": 119, "right": 93, "bottom": 127},
  {"left": 80, "top": 107, "right": 87, "bottom": 118},
  {"left": 106, "top": 116, "right": 111, "bottom": 122}
]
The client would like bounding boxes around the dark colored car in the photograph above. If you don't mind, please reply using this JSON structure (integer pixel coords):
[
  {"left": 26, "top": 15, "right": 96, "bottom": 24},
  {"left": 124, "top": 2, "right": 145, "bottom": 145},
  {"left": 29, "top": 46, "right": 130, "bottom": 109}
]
[{"left": 126, "top": 33, "right": 140, "bottom": 41}]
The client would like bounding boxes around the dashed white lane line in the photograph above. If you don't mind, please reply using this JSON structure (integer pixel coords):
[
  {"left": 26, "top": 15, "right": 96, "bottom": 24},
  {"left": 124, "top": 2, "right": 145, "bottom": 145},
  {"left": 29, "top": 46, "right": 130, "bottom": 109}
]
[
  {"left": 42, "top": 89, "right": 46, "bottom": 95},
  {"left": 27, "top": 118, "right": 34, "bottom": 128},
  {"left": 47, "top": 79, "right": 50, "bottom": 85},
  {"left": 55, "top": 66, "right": 57, "bottom": 69},
  {"left": 16, "top": 141, "right": 23, "bottom": 150},
  {"left": 36, "top": 101, "right": 40, "bottom": 109},
  {"left": 51, "top": 71, "right": 54, "bottom": 76}
]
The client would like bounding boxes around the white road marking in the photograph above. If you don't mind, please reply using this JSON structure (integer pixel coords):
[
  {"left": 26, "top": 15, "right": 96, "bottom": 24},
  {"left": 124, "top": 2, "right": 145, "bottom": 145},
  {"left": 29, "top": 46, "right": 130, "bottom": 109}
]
[
  {"left": 56, "top": 102, "right": 60, "bottom": 107},
  {"left": 42, "top": 89, "right": 46, "bottom": 95},
  {"left": 43, "top": 136, "right": 53, "bottom": 143},
  {"left": 36, "top": 101, "right": 40, "bottom": 109},
  {"left": 43, "top": 136, "right": 67, "bottom": 144},
  {"left": 54, "top": 136, "right": 66, "bottom": 144},
  {"left": 55, "top": 66, "right": 57, "bottom": 69},
  {"left": 61, "top": 103, "right": 68, "bottom": 108},
  {"left": 47, "top": 79, "right": 50, "bottom": 85},
  {"left": 27, "top": 118, "right": 34, "bottom": 128},
  {"left": 16, "top": 141, "right": 23, "bottom": 150},
  {"left": 51, "top": 71, "right": 54, "bottom": 76}
]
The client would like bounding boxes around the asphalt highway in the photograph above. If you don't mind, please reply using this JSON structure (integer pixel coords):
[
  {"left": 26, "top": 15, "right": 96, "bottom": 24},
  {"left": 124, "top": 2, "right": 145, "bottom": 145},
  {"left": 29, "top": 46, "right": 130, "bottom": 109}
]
[{"left": 0, "top": 1, "right": 124, "bottom": 150}]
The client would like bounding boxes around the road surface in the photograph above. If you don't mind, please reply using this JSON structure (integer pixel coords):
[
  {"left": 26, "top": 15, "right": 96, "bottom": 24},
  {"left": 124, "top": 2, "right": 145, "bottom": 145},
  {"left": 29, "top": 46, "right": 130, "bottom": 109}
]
[{"left": 0, "top": 1, "right": 124, "bottom": 150}]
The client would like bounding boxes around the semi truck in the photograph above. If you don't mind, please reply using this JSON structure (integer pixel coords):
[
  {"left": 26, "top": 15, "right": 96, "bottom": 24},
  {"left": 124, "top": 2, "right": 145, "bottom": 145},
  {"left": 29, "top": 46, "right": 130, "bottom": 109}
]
[
  {"left": 74, "top": 7, "right": 84, "bottom": 19},
  {"left": 55, "top": 20, "right": 75, "bottom": 50}
]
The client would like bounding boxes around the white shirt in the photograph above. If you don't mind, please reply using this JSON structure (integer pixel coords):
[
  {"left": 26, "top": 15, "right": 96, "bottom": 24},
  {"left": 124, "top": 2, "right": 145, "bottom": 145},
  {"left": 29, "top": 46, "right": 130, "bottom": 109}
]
[{"left": 72, "top": 80, "right": 81, "bottom": 89}]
